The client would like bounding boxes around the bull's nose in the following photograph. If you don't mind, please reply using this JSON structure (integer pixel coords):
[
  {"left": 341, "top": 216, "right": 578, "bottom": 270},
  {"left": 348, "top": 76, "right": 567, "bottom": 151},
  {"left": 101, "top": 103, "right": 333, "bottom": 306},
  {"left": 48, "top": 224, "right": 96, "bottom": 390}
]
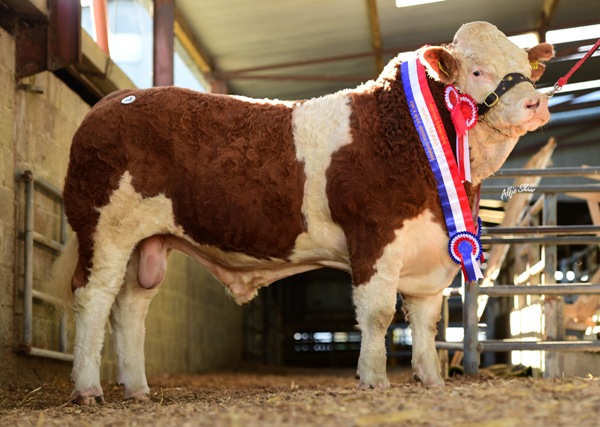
[{"left": 525, "top": 98, "right": 541, "bottom": 110}]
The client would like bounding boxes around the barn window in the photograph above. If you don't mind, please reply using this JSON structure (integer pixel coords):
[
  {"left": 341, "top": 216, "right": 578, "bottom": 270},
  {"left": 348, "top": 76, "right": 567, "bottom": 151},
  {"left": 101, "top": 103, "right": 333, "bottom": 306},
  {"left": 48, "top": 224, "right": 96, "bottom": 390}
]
[{"left": 80, "top": 0, "right": 206, "bottom": 90}]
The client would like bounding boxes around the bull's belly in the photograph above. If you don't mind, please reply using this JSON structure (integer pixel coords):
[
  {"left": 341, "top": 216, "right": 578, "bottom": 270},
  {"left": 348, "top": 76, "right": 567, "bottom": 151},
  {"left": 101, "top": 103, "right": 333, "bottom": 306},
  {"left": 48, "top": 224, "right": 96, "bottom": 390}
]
[
  {"left": 164, "top": 229, "right": 350, "bottom": 304},
  {"left": 158, "top": 209, "right": 457, "bottom": 302}
]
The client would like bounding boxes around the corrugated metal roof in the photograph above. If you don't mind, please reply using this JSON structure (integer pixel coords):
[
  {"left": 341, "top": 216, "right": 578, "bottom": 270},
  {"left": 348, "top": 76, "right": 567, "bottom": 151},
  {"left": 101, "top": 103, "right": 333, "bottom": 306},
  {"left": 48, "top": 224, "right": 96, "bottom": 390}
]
[{"left": 175, "top": 0, "right": 600, "bottom": 101}]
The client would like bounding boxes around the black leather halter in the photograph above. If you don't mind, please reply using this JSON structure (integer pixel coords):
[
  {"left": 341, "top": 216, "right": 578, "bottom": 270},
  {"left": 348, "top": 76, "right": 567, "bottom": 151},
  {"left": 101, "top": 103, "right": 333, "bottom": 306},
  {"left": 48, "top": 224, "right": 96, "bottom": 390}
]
[{"left": 477, "top": 73, "right": 535, "bottom": 116}]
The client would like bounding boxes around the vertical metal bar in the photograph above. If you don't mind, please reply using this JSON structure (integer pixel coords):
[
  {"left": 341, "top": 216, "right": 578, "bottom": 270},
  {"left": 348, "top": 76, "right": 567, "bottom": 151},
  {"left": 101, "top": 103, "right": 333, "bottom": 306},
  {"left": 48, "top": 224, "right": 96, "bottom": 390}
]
[
  {"left": 22, "top": 171, "right": 34, "bottom": 346},
  {"left": 542, "top": 193, "right": 563, "bottom": 377},
  {"left": 437, "top": 295, "right": 449, "bottom": 379},
  {"left": 59, "top": 312, "right": 68, "bottom": 352},
  {"left": 542, "top": 193, "right": 557, "bottom": 284},
  {"left": 463, "top": 280, "right": 480, "bottom": 375},
  {"left": 59, "top": 198, "right": 68, "bottom": 352},
  {"left": 153, "top": 0, "right": 174, "bottom": 86},
  {"left": 210, "top": 80, "right": 228, "bottom": 94},
  {"left": 60, "top": 200, "right": 67, "bottom": 245},
  {"left": 48, "top": 0, "right": 82, "bottom": 70}
]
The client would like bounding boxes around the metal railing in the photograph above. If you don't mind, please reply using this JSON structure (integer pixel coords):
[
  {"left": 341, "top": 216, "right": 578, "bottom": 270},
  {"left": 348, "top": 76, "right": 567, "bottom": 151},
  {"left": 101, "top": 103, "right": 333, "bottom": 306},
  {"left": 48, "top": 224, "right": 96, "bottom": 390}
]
[
  {"left": 437, "top": 166, "right": 600, "bottom": 376},
  {"left": 15, "top": 170, "right": 73, "bottom": 362}
]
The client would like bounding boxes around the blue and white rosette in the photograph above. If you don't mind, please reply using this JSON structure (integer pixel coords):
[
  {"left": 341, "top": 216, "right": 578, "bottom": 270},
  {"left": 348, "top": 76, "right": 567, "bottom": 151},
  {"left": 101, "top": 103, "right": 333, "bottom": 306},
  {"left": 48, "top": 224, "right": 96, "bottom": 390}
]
[{"left": 448, "top": 230, "right": 483, "bottom": 281}]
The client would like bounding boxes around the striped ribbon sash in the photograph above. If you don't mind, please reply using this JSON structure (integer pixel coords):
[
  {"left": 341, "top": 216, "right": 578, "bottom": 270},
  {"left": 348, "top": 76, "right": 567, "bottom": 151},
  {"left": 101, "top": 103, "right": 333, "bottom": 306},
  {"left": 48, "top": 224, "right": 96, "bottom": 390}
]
[{"left": 401, "top": 52, "right": 483, "bottom": 282}]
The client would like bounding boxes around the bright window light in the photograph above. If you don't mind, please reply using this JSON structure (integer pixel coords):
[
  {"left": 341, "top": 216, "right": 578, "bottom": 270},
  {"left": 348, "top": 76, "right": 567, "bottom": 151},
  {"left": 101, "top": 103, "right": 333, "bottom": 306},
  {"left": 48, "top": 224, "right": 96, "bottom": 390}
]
[
  {"left": 510, "top": 304, "right": 543, "bottom": 336},
  {"left": 538, "top": 79, "right": 600, "bottom": 97},
  {"left": 313, "top": 332, "right": 333, "bottom": 343},
  {"left": 396, "top": 0, "right": 445, "bottom": 8},
  {"left": 446, "top": 327, "right": 464, "bottom": 343},
  {"left": 559, "top": 79, "right": 600, "bottom": 93},
  {"left": 546, "top": 24, "right": 600, "bottom": 44},
  {"left": 508, "top": 33, "right": 539, "bottom": 48}
]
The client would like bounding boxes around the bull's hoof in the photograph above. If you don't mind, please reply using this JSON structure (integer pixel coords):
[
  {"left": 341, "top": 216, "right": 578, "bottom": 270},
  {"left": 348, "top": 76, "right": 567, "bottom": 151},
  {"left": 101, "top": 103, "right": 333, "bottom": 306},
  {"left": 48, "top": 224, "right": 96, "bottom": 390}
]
[
  {"left": 124, "top": 391, "right": 150, "bottom": 402},
  {"left": 413, "top": 373, "right": 444, "bottom": 388},
  {"left": 357, "top": 375, "right": 390, "bottom": 390},
  {"left": 71, "top": 393, "right": 106, "bottom": 406}
]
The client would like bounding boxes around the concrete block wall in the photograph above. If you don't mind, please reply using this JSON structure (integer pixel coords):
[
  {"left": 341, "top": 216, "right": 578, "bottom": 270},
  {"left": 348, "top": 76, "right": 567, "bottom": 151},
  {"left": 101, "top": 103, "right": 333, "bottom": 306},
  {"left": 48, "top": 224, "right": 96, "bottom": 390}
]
[
  {"left": 0, "top": 26, "right": 244, "bottom": 387},
  {"left": 0, "top": 25, "right": 18, "bottom": 381}
]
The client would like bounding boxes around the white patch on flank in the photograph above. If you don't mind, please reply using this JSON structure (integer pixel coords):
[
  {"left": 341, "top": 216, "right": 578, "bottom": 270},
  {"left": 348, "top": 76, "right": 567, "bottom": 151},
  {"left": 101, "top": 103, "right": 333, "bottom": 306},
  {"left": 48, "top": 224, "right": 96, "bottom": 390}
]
[{"left": 290, "top": 91, "right": 354, "bottom": 267}]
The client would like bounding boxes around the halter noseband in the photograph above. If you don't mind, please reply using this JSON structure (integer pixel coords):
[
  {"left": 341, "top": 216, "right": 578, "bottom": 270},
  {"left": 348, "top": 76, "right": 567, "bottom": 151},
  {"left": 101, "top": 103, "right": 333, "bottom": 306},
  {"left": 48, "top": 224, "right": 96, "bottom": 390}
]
[{"left": 477, "top": 73, "right": 535, "bottom": 116}]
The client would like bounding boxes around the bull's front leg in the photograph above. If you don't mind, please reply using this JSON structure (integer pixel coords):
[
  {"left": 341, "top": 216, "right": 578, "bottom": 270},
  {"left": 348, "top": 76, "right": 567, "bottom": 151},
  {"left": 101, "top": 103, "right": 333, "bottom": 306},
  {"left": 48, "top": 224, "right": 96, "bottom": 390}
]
[
  {"left": 353, "top": 274, "right": 398, "bottom": 389},
  {"left": 403, "top": 292, "right": 444, "bottom": 387}
]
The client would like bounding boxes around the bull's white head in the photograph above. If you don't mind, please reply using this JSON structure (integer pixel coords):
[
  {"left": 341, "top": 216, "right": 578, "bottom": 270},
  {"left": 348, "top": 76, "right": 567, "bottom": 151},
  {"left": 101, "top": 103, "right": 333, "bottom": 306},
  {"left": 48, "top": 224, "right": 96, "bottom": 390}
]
[{"left": 418, "top": 21, "right": 554, "bottom": 182}]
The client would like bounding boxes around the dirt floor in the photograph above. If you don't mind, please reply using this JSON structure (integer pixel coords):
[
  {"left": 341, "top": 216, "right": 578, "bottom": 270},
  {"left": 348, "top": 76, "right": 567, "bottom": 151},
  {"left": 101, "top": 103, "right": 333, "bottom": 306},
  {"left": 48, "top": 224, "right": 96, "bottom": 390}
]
[{"left": 0, "top": 367, "right": 599, "bottom": 427}]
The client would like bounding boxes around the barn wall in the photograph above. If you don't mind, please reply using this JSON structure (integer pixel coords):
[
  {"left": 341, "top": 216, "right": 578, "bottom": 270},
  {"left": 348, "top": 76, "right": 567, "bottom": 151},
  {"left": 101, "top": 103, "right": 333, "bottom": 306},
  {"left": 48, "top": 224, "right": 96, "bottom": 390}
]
[{"left": 0, "top": 26, "right": 244, "bottom": 387}]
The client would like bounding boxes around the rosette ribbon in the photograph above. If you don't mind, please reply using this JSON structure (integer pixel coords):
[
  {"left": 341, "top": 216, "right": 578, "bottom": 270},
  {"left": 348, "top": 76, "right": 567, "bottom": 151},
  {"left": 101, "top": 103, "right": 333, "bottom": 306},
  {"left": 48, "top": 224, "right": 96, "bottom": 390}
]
[
  {"left": 444, "top": 86, "right": 478, "bottom": 183},
  {"left": 401, "top": 50, "right": 483, "bottom": 282}
]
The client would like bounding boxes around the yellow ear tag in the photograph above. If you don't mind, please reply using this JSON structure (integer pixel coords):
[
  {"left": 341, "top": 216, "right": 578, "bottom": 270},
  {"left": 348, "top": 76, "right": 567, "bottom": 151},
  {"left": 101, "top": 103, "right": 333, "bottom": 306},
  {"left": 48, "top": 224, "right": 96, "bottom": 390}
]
[
  {"left": 437, "top": 61, "right": 450, "bottom": 77},
  {"left": 530, "top": 60, "right": 539, "bottom": 70}
]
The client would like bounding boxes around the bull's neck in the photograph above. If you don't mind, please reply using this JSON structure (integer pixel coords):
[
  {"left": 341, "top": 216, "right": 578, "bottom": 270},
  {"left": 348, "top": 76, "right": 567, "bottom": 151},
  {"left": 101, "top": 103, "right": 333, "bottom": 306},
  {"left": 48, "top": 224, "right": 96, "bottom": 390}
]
[{"left": 468, "top": 121, "right": 520, "bottom": 186}]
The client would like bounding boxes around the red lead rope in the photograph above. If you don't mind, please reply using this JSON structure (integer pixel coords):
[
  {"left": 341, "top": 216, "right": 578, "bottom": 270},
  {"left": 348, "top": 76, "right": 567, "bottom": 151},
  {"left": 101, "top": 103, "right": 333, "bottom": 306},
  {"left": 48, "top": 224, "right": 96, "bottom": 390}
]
[{"left": 546, "top": 37, "right": 600, "bottom": 98}]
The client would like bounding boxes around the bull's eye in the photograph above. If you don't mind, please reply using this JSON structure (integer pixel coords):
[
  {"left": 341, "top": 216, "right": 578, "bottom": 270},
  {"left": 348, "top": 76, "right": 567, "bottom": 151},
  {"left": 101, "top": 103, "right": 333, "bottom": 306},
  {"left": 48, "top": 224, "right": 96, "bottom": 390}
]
[{"left": 472, "top": 70, "right": 481, "bottom": 77}]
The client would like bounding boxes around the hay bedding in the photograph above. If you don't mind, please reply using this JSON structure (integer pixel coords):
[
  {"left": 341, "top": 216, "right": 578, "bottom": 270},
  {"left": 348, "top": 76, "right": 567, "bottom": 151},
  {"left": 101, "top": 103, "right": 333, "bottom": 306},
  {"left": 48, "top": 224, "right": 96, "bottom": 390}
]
[{"left": 0, "top": 368, "right": 599, "bottom": 427}]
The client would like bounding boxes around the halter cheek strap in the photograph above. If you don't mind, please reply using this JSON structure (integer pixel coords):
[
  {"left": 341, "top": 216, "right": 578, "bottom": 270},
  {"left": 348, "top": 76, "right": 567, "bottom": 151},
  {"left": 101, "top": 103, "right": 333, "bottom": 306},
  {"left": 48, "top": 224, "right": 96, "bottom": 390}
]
[{"left": 477, "top": 73, "right": 535, "bottom": 116}]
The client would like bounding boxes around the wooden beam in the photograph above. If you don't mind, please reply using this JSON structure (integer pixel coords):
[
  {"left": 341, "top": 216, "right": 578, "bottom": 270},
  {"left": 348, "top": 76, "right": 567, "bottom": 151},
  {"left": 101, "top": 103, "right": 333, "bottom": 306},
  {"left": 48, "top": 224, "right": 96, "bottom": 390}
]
[
  {"left": 215, "top": 73, "right": 371, "bottom": 83},
  {"left": 174, "top": 8, "right": 212, "bottom": 75},
  {"left": 538, "top": 0, "right": 560, "bottom": 42},
  {"left": 366, "top": 0, "right": 384, "bottom": 73}
]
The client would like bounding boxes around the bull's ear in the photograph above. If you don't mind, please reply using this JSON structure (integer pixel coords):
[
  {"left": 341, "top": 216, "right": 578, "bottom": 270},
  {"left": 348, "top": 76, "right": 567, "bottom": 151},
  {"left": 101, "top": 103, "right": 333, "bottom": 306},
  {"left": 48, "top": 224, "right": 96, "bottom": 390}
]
[
  {"left": 526, "top": 42, "right": 555, "bottom": 81},
  {"left": 419, "top": 46, "right": 458, "bottom": 84}
]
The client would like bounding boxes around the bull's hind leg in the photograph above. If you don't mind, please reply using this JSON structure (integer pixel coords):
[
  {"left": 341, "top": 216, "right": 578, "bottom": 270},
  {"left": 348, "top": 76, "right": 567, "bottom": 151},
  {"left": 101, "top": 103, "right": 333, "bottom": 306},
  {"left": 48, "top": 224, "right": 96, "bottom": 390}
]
[
  {"left": 110, "top": 237, "right": 168, "bottom": 400},
  {"left": 71, "top": 245, "right": 134, "bottom": 405},
  {"left": 403, "top": 292, "right": 444, "bottom": 387},
  {"left": 69, "top": 171, "right": 178, "bottom": 404},
  {"left": 353, "top": 276, "right": 398, "bottom": 389}
]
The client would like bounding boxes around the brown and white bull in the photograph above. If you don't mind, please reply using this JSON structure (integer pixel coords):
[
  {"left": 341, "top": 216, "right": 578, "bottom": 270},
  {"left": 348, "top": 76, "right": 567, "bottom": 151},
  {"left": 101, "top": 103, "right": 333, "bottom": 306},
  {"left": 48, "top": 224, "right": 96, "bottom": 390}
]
[{"left": 57, "top": 22, "right": 553, "bottom": 404}]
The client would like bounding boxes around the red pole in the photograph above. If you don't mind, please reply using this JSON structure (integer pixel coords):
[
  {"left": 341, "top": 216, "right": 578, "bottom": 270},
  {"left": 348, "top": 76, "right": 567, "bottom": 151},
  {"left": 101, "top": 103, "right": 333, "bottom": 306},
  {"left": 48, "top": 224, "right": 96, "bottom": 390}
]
[{"left": 92, "top": 0, "right": 110, "bottom": 56}]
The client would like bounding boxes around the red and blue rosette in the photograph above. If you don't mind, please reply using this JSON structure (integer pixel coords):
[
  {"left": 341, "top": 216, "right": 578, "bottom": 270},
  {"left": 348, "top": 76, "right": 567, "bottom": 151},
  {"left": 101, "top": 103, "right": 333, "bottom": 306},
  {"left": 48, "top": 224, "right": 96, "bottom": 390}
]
[{"left": 448, "top": 231, "right": 483, "bottom": 282}]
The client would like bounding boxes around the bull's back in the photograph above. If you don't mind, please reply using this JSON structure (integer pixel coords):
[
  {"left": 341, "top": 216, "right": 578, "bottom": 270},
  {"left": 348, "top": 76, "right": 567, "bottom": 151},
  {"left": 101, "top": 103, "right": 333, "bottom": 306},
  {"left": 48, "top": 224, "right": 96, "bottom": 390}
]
[{"left": 64, "top": 87, "right": 307, "bottom": 260}]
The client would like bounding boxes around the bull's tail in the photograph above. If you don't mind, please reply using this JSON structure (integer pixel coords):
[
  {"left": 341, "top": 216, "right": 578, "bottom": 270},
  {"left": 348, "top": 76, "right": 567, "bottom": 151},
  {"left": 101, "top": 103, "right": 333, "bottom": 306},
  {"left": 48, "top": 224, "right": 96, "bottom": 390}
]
[{"left": 50, "top": 236, "right": 79, "bottom": 313}]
